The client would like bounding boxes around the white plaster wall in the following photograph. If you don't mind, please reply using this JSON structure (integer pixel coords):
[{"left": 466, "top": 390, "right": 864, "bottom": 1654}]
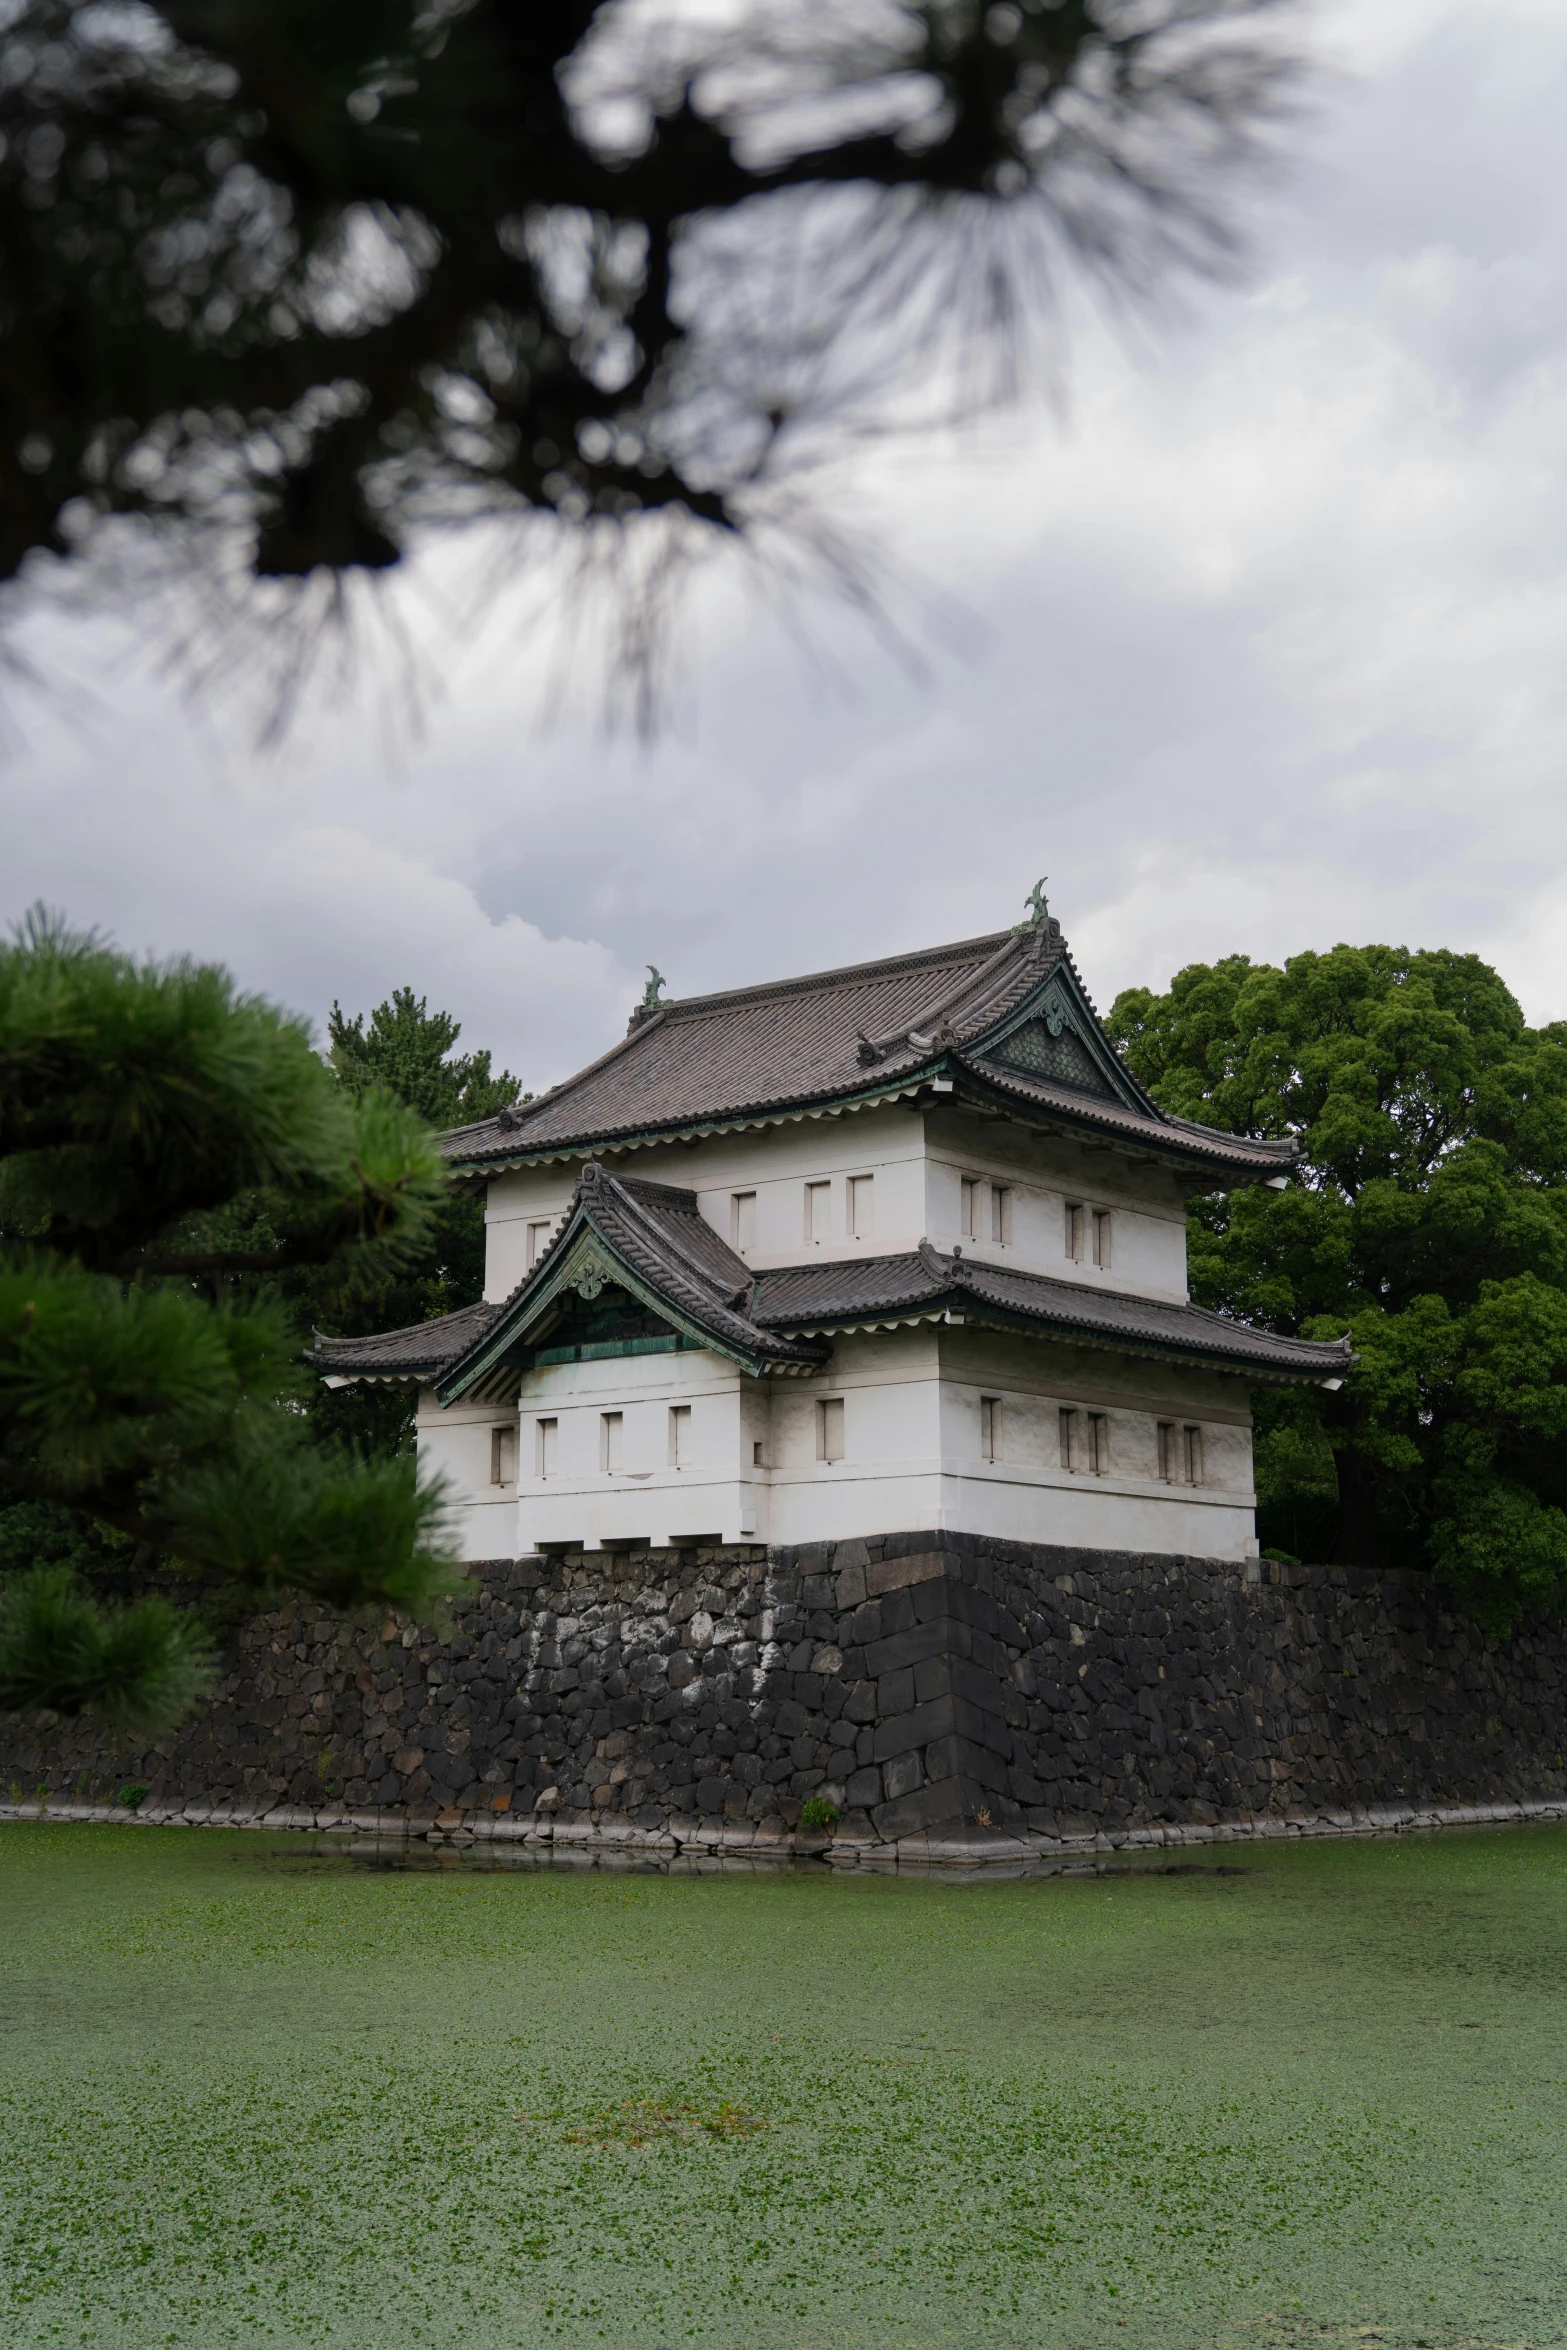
[
  {"left": 416, "top": 1317, "right": 1261, "bottom": 1563},
  {"left": 483, "top": 1167, "right": 579, "bottom": 1301},
  {"left": 479, "top": 1098, "right": 1195, "bottom": 1305},
  {"left": 414, "top": 1387, "right": 521, "bottom": 1563},
  {"left": 511, "top": 1345, "right": 760, "bottom": 1551},
  {"left": 923, "top": 1107, "right": 1191, "bottom": 1300}
]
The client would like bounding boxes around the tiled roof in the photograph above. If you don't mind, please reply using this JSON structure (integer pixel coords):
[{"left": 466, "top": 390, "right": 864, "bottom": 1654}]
[
  {"left": 442, "top": 918, "right": 1296, "bottom": 1182},
  {"left": 434, "top": 1164, "right": 829, "bottom": 1397},
  {"left": 954, "top": 1055, "right": 1298, "bottom": 1172},
  {"left": 321, "top": 1165, "right": 1350, "bottom": 1391},
  {"left": 751, "top": 1242, "right": 1353, "bottom": 1382},
  {"left": 553, "top": 1165, "right": 828, "bottom": 1370},
  {"left": 311, "top": 1298, "right": 499, "bottom": 1380}
]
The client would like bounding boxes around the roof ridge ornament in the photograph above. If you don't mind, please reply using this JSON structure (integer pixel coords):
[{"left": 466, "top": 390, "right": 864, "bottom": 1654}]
[{"left": 626, "top": 965, "right": 669, "bottom": 1034}]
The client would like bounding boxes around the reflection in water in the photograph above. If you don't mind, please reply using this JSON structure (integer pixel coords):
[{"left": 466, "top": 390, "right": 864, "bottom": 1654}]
[{"left": 253, "top": 1836, "right": 1262, "bottom": 1883}]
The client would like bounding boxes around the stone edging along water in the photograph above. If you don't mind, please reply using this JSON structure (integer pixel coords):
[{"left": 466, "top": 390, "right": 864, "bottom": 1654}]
[{"left": 3, "top": 1793, "right": 1566, "bottom": 1871}]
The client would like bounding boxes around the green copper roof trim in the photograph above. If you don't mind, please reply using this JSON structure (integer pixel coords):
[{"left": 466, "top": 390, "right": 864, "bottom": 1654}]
[
  {"left": 977, "top": 967, "right": 1161, "bottom": 1121},
  {"left": 436, "top": 1220, "right": 780, "bottom": 1403}
]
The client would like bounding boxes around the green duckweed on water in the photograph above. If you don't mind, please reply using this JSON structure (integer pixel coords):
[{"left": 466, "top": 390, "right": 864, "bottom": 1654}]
[{"left": 1, "top": 1821, "right": 1565, "bottom": 2349}]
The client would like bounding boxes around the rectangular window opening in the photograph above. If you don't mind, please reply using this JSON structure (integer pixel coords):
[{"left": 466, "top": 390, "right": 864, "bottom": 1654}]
[
  {"left": 1184, "top": 1424, "right": 1205, "bottom": 1486},
  {"left": 535, "top": 1417, "right": 559, "bottom": 1479},
  {"left": 600, "top": 1411, "right": 623, "bottom": 1474},
  {"left": 490, "top": 1424, "right": 517, "bottom": 1487},
  {"left": 730, "top": 1191, "right": 756, "bottom": 1252},
  {"left": 961, "top": 1176, "right": 981, "bottom": 1240},
  {"left": 669, "top": 1404, "right": 691, "bottom": 1469},
  {"left": 980, "top": 1395, "right": 999, "bottom": 1463},
  {"left": 752, "top": 1439, "right": 764, "bottom": 1468},
  {"left": 1059, "top": 1406, "right": 1080, "bottom": 1473},
  {"left": 847, "top": 1173, "right": 874, "bottom": 1239},
  {"left": 1092, "top": 1208, "right": 1112, "bottom": 1269},
  {"left": 1088, "top": 1412, "right": 1109, "bottom": 1476},
  {"left": 1065, "top": 1201, "right": 1085, "bottom": 1262},
  {"left": 1157, "top": 1421, "right": 1177, "bottom": 1483},
  {"left": 991, "top": 1185, "right": 1012, "bottom": 1245},
  {"left": 805, "top": 1181, "right": 832, "bottom": 1245},
  {"left": 817, "top": 1397, "right": 845, "bottom": 1464},
  {"left": 526, "top": 1218, "right": 553, "bottom": 1272}
]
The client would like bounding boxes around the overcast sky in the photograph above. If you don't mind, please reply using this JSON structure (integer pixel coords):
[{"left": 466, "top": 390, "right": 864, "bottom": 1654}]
[{"left": 4, "top": 0, "right": 1566, "bottom": 1091}]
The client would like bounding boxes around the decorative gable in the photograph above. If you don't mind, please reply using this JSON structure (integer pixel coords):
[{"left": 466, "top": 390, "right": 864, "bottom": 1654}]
[
  {"left": 988, "top": 1014, "right": 1116, "bottom": 1100},
  {"left": 970, "top": 965, "right": 1158, "bottom": 1117}
]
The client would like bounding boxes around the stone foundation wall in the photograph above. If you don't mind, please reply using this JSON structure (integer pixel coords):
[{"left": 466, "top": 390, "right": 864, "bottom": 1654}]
[{"left": 5, "top": 1532, "right": 1567, "bottom": 1840}]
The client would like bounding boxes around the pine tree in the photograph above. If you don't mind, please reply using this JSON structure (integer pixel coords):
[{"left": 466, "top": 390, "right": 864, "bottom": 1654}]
[
  {"left": 0, "top": 1, "right": 1298, "bottom": 635},
  {"left": 299, "top": 990, "right": 527, "bottom": 1460},
  {"left": 0, "top": 913, "right": 464, "bottom": 1731}
]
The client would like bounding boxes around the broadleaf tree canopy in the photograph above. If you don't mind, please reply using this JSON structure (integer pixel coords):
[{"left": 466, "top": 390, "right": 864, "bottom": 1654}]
[{"left": 1109, "top": 944, "right": 1567, "bottom": 1630}]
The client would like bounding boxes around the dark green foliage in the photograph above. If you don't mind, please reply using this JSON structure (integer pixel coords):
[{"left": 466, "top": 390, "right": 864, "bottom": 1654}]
[
  {"left": 0, "top": 0, "right": 1296, "bottom": 609},
  {"left": 0, "top": 910, "right": 463, "bottom": 1732},
  {"left": 1110, "top": 945, "right": 1567, "bottom": 1627},
  {"left": 291, "top": 990, "right": 525, "bottom": 1458},
  {"left": 0, "top": 1567, "right": 214, "bottom": 1732}
]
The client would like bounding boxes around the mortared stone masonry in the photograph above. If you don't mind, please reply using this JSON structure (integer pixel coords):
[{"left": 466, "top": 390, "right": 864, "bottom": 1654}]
[{"left": 6, "top": 1532, "right": 1567, "bottom": 1843}]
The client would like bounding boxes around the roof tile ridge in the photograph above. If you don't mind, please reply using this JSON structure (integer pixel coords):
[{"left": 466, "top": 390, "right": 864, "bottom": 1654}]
[
  {"left": 613, "top": 1172, "right": 706, "bottom": 1206},
  {"left": 749, "top": 1249, "right": 930, "bottom": 1313},
  {"left": 447, "top": 1013, "right": 669, "bottom": 1153},
  {"left": 861, "top": 934, "right": 1034, "bottom": 1061},
  {"left": 593, "top": 1166, "right": 752, "bottom": 1303},
  {"left": 1161, "top": 1112, "right": 1299, "bottom": 1158},
  {"left": 915, "top": 1235, "right": 972, "bottom": 1290},
  {"left": 311, "top": 1295, "right": 498, "bottom": 1350},
  {"left": 649, "top": 929, "right": 1016, "bottom": 1021},
  {"left": 953, "top": 1058, "right": 1287, "bottom": 1161},
  {"left": 1172, "top": 1293, "right": 1352, "bottom": 1350},
  {"left": 950, "top": 937, "right": 1063, "bottom": 1038}
]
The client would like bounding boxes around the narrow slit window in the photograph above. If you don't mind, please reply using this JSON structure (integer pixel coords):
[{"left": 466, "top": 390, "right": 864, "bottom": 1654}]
[
  {"left": 752, "top": 1439, "right": 764, "bottom": 1468},
  {"left": 991, "top": 1185, "right": 1012, "bottom": 1244},
  {"left": 669, "top": 1404, "right": 691, "bottom": 1468},
  {"left": 526, "top": 1218, "right": 553, "bottom": 1271},
  {"left": 980, "top": 1396, "right": 999, "bottom": 1463},
  {"left": 1157, "top": 1421, "right": 1177, "bottom": 1483},
  {"left": 817, "top": 1397, "right": 845, "bottom": 1463},
  {"left": 490, "top": 1424, "right": 518, "bottom": 1486},
  {"left": 1184, "top": 1425, "right": 1205, "bottom": 1486},
  {"left": 1065, "top": 1201, "right": 1085, "bottom": 1262},
  {"left": 731, "top": 1191, "right": 756, "bottom": 1252},
  {"left": 600, "top": 1411, "right": 623, "bottom": 1474},
  {"left": 535, "top": 1417, "right": 559, "bottom": 1479},
  {"left": 847, "top": 1173, "right": 874, "bottom": 1239},
  {"left": 1059, "top": 1406, "right": 1079, "bottom": 1472},
  {"left": 1087, "top": 1412, "right": 1109, "bottom": 1476},
  {"left": 961, "top": 1176, "right": 981, "bottom": 1240},
  {"left": 1092, "top": 1209, "right": 1112, "bottom": 1269},
  {"left": 805, "top": 1181, "right": 832, "bottom": 1244}
]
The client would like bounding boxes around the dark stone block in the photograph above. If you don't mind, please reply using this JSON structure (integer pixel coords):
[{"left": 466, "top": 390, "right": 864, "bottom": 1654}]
[
  {"left": 872, "top": 1697, "right": 956, "bottom": 1764},
  {"left": 865, "top": 1621, "right": 946, "bottom": 1679},
  {"left": 878, "top": 1667, "right": 916, "bottom": 1719}
]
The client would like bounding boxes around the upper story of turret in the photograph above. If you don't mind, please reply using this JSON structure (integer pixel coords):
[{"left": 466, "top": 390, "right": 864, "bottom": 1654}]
[{"left": 438, "top": 905, "right": 1297, "bottom": 1310}]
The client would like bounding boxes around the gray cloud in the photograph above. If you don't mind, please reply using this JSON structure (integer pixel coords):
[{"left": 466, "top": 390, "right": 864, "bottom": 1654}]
[{"left": 4, "top": 0, "right": 1566, "bottom": 1083}]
